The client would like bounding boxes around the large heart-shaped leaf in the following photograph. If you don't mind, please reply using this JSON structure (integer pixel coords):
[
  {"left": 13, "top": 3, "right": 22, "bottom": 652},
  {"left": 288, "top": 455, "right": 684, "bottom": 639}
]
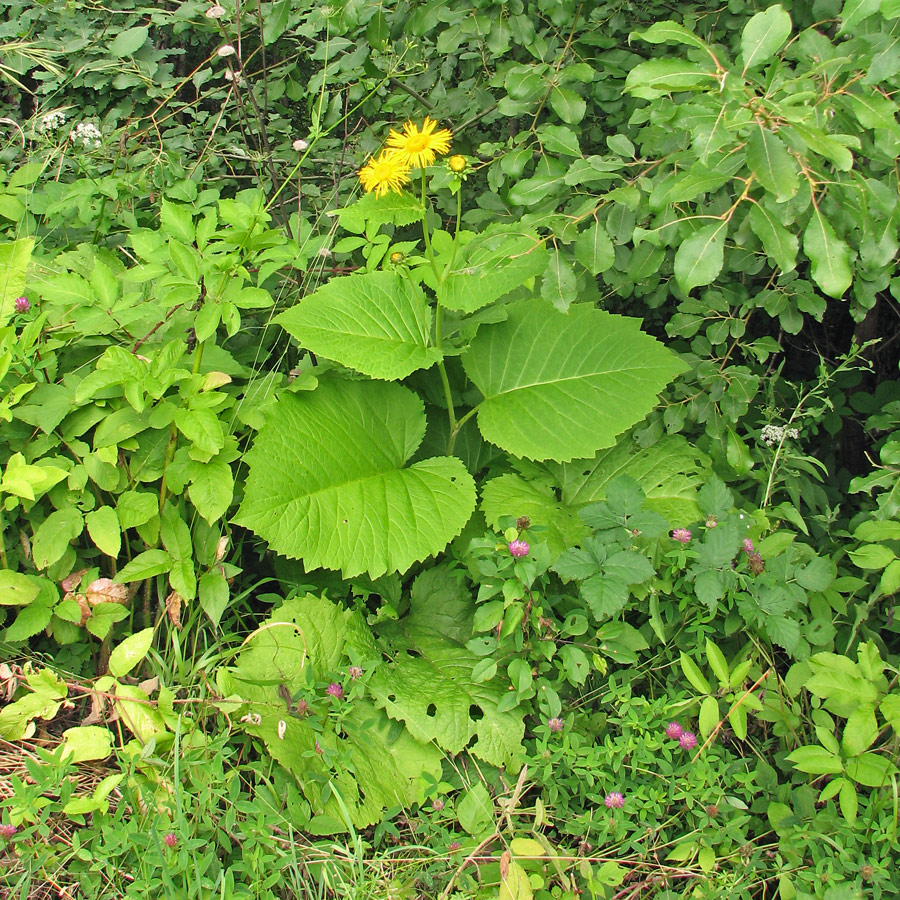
[
  {"left": 235, "top": 379, "right": 476, "bottom": 577},
  {"left": 276, "top": 271, "right": 442, "bottom": 380},
  {"left": 461, "top": 300, "right": 687, "bottom": 462}
]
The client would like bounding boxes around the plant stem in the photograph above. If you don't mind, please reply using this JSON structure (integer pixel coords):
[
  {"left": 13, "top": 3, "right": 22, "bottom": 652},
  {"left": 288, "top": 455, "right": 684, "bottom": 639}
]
[{"left": 0, "top": 507, "right": 8, "bottom": 569}]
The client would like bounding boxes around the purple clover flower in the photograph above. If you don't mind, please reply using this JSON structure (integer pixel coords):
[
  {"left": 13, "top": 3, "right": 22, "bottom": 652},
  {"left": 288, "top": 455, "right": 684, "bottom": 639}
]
[
  {"left": 15, "top": 296, "right": 30, "bottom": 313},
  {"left": 679, "top": 731, "right": 698, "bottom": 750},
  {"left": 671, "top": 528, "right": 691, "bottom": 544},
  {"left": 665, "top": 721, "right": 684, "bottom": 740},
  {"left": 0, "top": 823, "right": 17, "bottom": 839},
  {"left": 326, "top": 682, "right": 343, "bottom": 700},
  {"left": 163, "top": 832, "right": 178, "bottom": 848},
  {"left": 604, "top": 791, "right": 625, "bottom": 809},
  {"left": 348, "top": 666, "right": 363, "bottom": 680},
  {"left": 508, "top": 539, "right": 529, "bottom": 558},
  {"left": 548, "top": 717, "right": 564, "bottom": 733},
  {"left": 742, "top": 538, "right": 755, "bottom": 554}
]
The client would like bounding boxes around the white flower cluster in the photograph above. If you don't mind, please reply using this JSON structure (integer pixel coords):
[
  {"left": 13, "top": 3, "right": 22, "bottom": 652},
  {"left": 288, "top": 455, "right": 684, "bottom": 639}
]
[
  {"left": 760, "top": 424, "right": 800, "bottom": 447},
  {"left": 38, "top": 111, "right": 66, "bottom": 133},
  {"left": 205, "top": 3, "right": 226, "bottom": 17},
  {"left": 72, "top": 121, "right": 102, "bottom": 149}
]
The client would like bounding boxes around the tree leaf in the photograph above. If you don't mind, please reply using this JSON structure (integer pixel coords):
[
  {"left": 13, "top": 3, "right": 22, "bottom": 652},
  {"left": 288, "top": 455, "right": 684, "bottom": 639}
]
[
  {"left": 747, "top": 202, "right": 798, "bottom": 272},
  {"left": 630, "top": 20, "right": 711, "bottom": 51},
  {"left": 541, "top": 249, "right": 578, "bottom": 311},
  {"left": 115, "top": 549, "right": 173, "bottom": 582},
  {"left": 462, "top": 300, "right": 687, "bottom": 462},
  {"left": 109, "top": 25, "right": 149, "bottom": 57},
  {"left": 804, "top": 210, "right": 853, "bottom": 298},
  {"left": 839, "top": 0, "right": 882, "bottom": 33},
  {"left": 548, "top": 85, "right": 585, "bottom": 124},
  {"left": 276, "top": 272, "right": 442, "bottom": 380},
  {"left": 624, "top": 59, "right": 715, "bottom": 100},
  {"left": 437, "top": 226, "right": 548, "bottom": 312},
  {"left": 746, "top": 126, "right": 798, "bottom": 201},
  {"left": 741, "top": 5, "right": 791, "bottom": 71},
  {"left": 573, "top": 221, "right": 615, "bottom": 275},
  {"left": 674, "top": 222, "right": 727, "bottom": 294},
  {"left": 235, "top": 379, "right": 476, "bottom": 577}
]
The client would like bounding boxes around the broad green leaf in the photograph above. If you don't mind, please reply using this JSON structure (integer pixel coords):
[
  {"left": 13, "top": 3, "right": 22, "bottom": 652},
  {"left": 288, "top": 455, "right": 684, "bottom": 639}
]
[
  {"left": 804, "top": 211, "right": 852, "bottom": 298},
  {"left": 61, "top": 726, "right": 113, "bottom": 763},
  {"left": 370, "top": 588, "right": 524, "bottom": 766},
  {"left": 236, "top": 379, "right": 476, "bottom": 577},
  {"left": 116, "top": 549, "right": 173, "bottom": 582},
  {"left": 199, "top": 570, "right": 230, "bottom": 628},
  {"left": 173, "top": 407, "right": 225, "bottom": 457},
  {"left": 109, "top": 25, "right": 149, "bottom": 57},
  {"left": 276, "top": 271, "right": 442, "bottom": 380},
  {"left": 845, "top": 752, "right": 895, "bottom": 787},
  {"left": 499, "top": 861, "right": 533, "bottom": 900},
  {"left": 630, "top": 20, "right": 711, "bottom": 51},
  {"left": 748, "top": 202, "right": 798, "bottom": 272},
  {"left": 541, "top": 249, "right": 578, "bottom": 311},
  {"left": 786, "top": 744, "right": 843, "bottom": 775},
  {"left": 0, "top": 571, "right": 41, "bottom": 606},
  {"left": 546, "top": 435, "right": 706, "bottom": 526},
  {"left": 436, "top": 227, "right": 548, "bottom": 312},
  {"left": 0, "top": 669, "right": 67, "bottom": 740},
  {"left": 705, "top": 639, "right": 730, "bottom": 687},
  {"left": 839, "top": 0, "right": 882, "bottom": 32},
  {"left": 674, "top": 222, "right": 727, "bottom": 294},
  {"left": 538, "top": 124, "right": 581, "bottom": 156},
  {"left": 624, "top": 59, "right": 715, "bottom": 100},
  {"left": 161, "top": 502, "right": 196, "bottom": 600},
  {"left": 462, "top": 300, "right": 687, "bottom": 462},
  {"left": 548, "top": 85, "right": 585, "bottom": 124},
  {"left": 0, "top": 237, "right": 34, "bottom": 326},
  {"left": 219, "top": 595, "right": 440, "bottom": 831},
  {"left": 746, "top": 126, "right": 798, "bottom": 201},
  {"left": 841, "top": 704, "right": 878, "bottom": 757},
  {"left": 741, "top": 5, "right": 791, "bottom": 70},
  {"left": 573, "top": 221, "right": 615, "bottom": 275},
  {"left": 334, "top": 191, "right": 424, "bottom": 234},
  {"left": 838, "top": 779, "right": 858, "bottom": 823},
  {"left": 32, "top": 507, "right": 84, "bottom": 570},
  {"left": 457, "top": 783, "right": 494, "bottom": 836},
  {"left": 848, "top": 543, "right": 896, "bottom": 569},
  {"left": 187, "top": 457, "right": 234, "bottom": 523},
  {"left": 116, "top": 490, "right": 158, "bottom": 529},
  {"left": 85, "top": 506, "right": 121, "bottom": 558},
  {"left": 805, "top": 653, "right": 878, "bottom": 717},
  {"left": 113, "top": 683, "right": 167, "bottom": 744},
  {"left": 6, "top": 600, "right": 53, "bottom": 642},
  {"left": 108, "top": 628, "right": 155, "bottom": 677},
  {"left": 160, "top": 199, "right": 194, "bottom": 243},
  {"left": 699, "top": 695, "right": 720, "bottom": 738}
]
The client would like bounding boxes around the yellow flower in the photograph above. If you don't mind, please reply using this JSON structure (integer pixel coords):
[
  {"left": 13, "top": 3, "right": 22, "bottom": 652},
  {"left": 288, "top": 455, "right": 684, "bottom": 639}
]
[
  {"left": 358, "top": 150, "right": 411, "bottom": 198},
  {"left": 448, "top": 154, "right": 467, "bottom": 173},
  {"left": 385, "top": 117, "right": 452, "bottom": 168}
]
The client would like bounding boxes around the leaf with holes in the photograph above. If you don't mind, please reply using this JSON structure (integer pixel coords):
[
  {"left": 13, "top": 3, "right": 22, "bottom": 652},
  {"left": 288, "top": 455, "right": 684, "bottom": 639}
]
[
  {"left": 235, "top": 379, "right": 476, "bottom": 577},
  {"left": 368, "top": 583, "right": 524, "bottom": 767},
  {"left": 461, "top": 300, "right": 686, "bottom": 462}
]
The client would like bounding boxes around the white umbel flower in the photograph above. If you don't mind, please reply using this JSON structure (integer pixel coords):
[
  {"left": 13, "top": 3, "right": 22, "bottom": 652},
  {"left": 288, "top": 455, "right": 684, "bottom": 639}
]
[{"left": 72, "top": 121, "right": 102, "bottom": 149}]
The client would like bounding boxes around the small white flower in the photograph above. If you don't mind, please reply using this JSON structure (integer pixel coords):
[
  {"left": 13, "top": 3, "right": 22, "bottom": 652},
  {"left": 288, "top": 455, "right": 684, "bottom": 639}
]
[
  {"left": 277, "top": 719, "right": 287, "bottom": 740},
  {"left": 205, "top": 3, "right": 226, "bottom": 17},
  {"left": 240, "top": 712, "right": 262, "bottom": 726},
  {"left": 292, "top": 138, "right": 309, "bottom": 152},
  {"left": 218, "top": 44, "right": 236, "bottom": 57},
  {"left": 760, "top": 424, "right": 800, "bottom": 447},
  {"left": 72, "top": 121, "right": 102, "bottom": 149},
  {"left": 38, "top": 111, "right": 66, "bottom": 133},
  {"left": 223, "top": 69, "right": 243, "bottom": 85}
]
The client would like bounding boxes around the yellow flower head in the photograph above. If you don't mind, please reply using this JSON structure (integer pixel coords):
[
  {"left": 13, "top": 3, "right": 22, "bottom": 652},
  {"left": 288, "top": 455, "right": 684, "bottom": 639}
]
[
  {"left": 448, "top": 154, "right": 467, "bottom": 173},
  {"left": 358, "top": 150, "right": 411, "bottom": 198},
  {"left": 385, "top": 117, "right": 452, "bottom": 168}
]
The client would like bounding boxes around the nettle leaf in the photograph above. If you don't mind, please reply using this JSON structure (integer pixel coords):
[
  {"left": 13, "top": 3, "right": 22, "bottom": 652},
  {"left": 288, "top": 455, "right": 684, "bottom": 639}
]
[
  {"left": 436, "top": 227, "right": 548, "bottom": 313},
  {"left": 235, "top": 379, "right": 476, "bottom": 577},
  {"left": 804, "top": 211, "right": 852, "bottom": 298},
  {"left": 370, "top": 587, "right": 524, "bottom": 767},
  {"left": 276, "top": 272, "right": 442, "bottom": 381},
  {"left": 674, "top": 222, "right": 727, "bottom": 294},
  {"left": 746, "top": 126, "right": 798, "bottom": 202},
  {"left": 220, "top": 594, "right": 441, "bottom": 832},
  {"left": 740, "top": 5, "right": 791, "bottom": 71},
  {"left": 462, "top": 300, "right": 687, "bottom": 462}
]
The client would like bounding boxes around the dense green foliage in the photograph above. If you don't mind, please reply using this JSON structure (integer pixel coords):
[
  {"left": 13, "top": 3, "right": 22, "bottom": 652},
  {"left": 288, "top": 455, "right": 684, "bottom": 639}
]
[{"left": 1, "top": 0, "right": 900, "bottom": 897}]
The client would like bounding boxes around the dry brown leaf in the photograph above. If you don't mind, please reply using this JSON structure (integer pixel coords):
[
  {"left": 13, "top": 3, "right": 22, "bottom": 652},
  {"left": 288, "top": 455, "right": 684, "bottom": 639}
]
[
  {"left": 165, "top": 590, "right": 183, "bottom": 628},
  {"left": 61, "top": 568, "right": 88, "bottom": 593},
  {"left": 85, "top": 578, "right": 129, "bottom": 606}
]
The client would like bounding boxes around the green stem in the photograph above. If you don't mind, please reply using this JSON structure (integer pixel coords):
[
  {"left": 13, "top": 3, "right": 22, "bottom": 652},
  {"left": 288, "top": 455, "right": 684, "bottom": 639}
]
[
  {"left": 0, "top": 507, "right": 8, "bottom": 569},
  {"left": 434, "top": 305, "right": 457, "bottom": 438},
  {"left": 447, "top": 405, "right": 479, "bottom": 456}
]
